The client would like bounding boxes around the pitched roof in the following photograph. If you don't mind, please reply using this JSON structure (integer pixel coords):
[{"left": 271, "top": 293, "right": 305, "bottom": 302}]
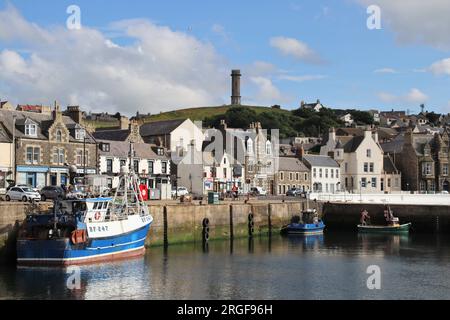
[
  {"left": 140, "top": 119, "right": 186, "bottom": 136},
  {"left": 93, "top": 129, "right": 130, "bottom": 141},
  {"left": 383, "top": 155, "right": 398, "bottom": 174},
  {"left": 302, "top": 154, "right": 339, "bottom": 168},
  {"left": 97, "top": 139, "right": 167, "bottom": 160},
  {"left": 342, "top": 135, "right": 365, "bottom": 153},
  {"left": 278, "top": 157, "right": 309, "bottom": 172},
  {"left": 0, "top": 109, "right": 95, "bottom": 143}
]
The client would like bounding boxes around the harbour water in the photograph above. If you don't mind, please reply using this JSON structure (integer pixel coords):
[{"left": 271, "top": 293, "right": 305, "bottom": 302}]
[{"left": 1, "top": 232, "right": 450, "bottom": 300}]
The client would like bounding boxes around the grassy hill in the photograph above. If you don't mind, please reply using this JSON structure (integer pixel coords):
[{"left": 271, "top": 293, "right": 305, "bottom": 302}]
[{"left": 140, "top": 105, "right": 291, "bottom": 123}]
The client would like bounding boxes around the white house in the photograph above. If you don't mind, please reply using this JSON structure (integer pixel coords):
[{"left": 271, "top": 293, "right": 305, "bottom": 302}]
[
  {"left": 300, "top": 99, "right": 324, "bottom": 112},
  {"left": 320, "top": 127, "right": 401, "bottom": 193},
  {"left": 302, "top": 154, "right": 340, "bottom": 193},
  {"left": 97, "top": 140, "right": 171, "bottom": 199},
  {"left": 340, "top": 113, "right": 354, "bottom": 127},
  {"left": 203, "top": 151, "right": 245, "bottom": 194}
]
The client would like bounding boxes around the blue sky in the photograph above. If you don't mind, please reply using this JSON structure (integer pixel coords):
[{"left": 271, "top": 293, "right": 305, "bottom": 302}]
[{"left": 0, "top": 0, "right": 450, "bottom": 115}]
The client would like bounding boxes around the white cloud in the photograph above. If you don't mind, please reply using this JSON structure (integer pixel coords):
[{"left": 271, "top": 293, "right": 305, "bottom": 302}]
[
  {"left": 278, "top": 74, "right": 327, "bottom": 82},
  {"left": 378, "top": 88, "right": 428, "bottom": 104},
  {"left": 356, "top": 0, "right": 450, "bottom": 49},
  {"left": 269, "top": 36, "right": 323, "bottom": 64},
  {"left": 374, "top": 68, "right": 398, "bottom": 74},
  {"left": 249, "top": 76, "right": 282, "bottom": 103},
  {"left": 429, "top": 58, "right": 450, "bottom": 75},
  {"left": 0, "top": 6, "right": 229, "bottom": 114}
]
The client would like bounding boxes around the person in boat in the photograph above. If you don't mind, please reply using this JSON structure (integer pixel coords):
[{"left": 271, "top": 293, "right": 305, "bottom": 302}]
[{"left": 360, "top": 209, "right": 370, "bottom": 225}]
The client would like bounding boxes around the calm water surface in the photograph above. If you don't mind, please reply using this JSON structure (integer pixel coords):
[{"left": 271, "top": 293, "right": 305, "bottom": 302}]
[{"left": 1, "top": 233, "right": 450, "bottom": 300}]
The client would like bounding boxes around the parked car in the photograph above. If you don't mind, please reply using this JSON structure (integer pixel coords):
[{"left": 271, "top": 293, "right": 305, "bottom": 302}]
[
  {"left": 5, "top": 186, "right": 41, "bottom": 202},
  {"left": 171, "top": 187, "right": 189, "bottom": 198},
  {"left": 286, "top": 187, "right": 302, "bottom": 197},
  {"left": 40, "top": 186, "right": 66, "bottom": 201},
  {"left": 250, "top": 187, "right": 267, "bottom": 196}
]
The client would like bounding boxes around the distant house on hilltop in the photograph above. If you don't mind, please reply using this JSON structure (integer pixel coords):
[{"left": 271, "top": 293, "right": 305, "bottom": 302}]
[{"left": 300, "top": 99, "right": 324, "bottom": 112}]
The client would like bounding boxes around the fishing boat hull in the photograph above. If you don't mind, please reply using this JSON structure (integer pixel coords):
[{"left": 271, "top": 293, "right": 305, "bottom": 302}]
[
  {"left": 357, "top": 222, "right": 411, "bottom": 234},
  {"left": 17, "top": 220, "right": 152, "bottom": 266},
  {"left": 281, "top": 222, "right": 325, "bottom": 235}
]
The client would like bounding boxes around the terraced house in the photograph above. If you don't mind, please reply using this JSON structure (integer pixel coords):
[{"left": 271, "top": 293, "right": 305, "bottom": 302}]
[{"left": 0, "top": 104, "right": 97, "bottom": 188}]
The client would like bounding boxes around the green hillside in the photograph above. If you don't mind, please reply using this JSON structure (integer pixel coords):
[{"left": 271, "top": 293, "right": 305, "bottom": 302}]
[{"left": 140, "top": 105, "right": 290, "bottom": 123}]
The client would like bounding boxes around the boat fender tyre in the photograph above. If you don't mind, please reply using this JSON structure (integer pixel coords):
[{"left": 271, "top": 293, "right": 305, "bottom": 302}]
[
  {"left": 248, "top": 213, "right": 254, "bottom": 222},
  {"left": 202, "top": 218, "right": 210, "bottom": 228},
  {"left": 5, "top": 195, "right": 10, "bottom": 201},
  {"left": 22, "top": 196, "right": 28, "bottom": 202},
  {"left": 204, "top": 226, "right": 210, "bottom": 234},
  {"left": 203, "top": 231, "right": 209, "bottom": 242}
]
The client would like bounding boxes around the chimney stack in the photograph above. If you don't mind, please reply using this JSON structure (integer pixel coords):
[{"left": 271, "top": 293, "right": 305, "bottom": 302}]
[{"left": 231, "top": 69, "right": 241, "bottom": 105}]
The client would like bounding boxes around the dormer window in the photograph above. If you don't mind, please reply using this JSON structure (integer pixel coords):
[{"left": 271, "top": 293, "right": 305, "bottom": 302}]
[
  {"left": 56, "top": 130, "right": 62, "bottom": 142},
  {"left": 100, "top": 143, "right": 110, "bottom": 152},
  {"left": 76, "top": 128, "right": 86, "bottom": 140},
  {"left": 157, "top": 148, "right": 164, "bottom": 156},
  {"left": 25, "top": 123, "right": 37, "bottom": 137}
]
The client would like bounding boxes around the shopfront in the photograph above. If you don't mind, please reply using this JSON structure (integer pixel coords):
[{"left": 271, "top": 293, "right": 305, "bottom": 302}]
[
  {"left": 49, "top": 167, "right": 69, "bottom": 186},
  {"left": 16, "top": 166, "right": 48, "bottom": 188}
]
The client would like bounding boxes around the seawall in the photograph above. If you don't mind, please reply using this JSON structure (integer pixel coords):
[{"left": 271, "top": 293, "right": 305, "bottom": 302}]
[
  {"left": 322, "top": 202, "right": 450, "bottom": 232},
  {"left": 0, "top": 201, "right": 309, "bottom": 263}
]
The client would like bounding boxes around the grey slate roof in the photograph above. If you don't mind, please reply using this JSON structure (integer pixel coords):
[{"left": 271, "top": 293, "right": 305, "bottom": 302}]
[
  {"left": 302, "top": 154, "right": 339, "bottom": 168},
  {"left": 93, "top": 129, "right": 130, "bottom": 141},
  {"left": 342, "top": 135, "right": 364, "bottom": 153},
  {"left": 383, "top": 155, "right": 398, "bottom": 174},
  {"left": 278, "top": 157, "right": 309, "bottom": 172},
  {"left": 0, "top": 109, "right": 95, "bottom": 143},
  {"left": 97, "top": 139, "right": 167, "bottom": 160},
  {"left": 140, "top": 119, "right": 186, "bottom": 137}
]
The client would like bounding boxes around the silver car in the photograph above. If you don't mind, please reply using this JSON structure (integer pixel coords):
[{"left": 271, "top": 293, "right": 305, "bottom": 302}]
[{"left": 5, "top": 186, "right": 41, "bottom": 202}]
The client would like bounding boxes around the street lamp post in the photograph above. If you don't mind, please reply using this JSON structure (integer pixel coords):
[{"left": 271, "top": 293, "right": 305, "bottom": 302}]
[{"left": 11, "top": 115, "right": 16, "bottom": 183}]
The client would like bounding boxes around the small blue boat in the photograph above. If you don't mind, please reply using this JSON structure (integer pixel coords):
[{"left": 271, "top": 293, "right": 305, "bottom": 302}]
[{"left": 281, "top": 209, "right": 325, "bottom": 235}]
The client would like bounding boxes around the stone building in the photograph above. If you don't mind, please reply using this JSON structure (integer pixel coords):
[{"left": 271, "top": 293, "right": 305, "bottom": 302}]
[
  {"left": 382, "top": 129, "right": 450, "bottom": 192},
  {"left": 275, "top": 157, "right": 310, "bottom": 195},
  {"left": 0, "top": 105, "right": 97, "bottom": 188}
]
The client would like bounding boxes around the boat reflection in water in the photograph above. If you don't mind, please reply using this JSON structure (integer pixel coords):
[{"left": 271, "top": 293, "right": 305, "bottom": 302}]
[{"left": 285, "top": 234, "right": 324, "bottom": 251}]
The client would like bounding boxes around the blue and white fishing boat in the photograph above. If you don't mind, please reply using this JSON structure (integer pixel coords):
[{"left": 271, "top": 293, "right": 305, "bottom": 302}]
[
  {"left": 16, "top": 144, "right": 153, "bottom": 266},
  {"left": 281, "top": 209, "right": 325, "bottom": 235}
]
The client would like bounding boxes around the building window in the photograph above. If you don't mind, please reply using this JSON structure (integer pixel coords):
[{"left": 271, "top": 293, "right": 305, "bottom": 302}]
[
  {"left": 133, "top": 160, "right": 139, "bottom": 173},
  {"left": 388, "top": 178, "right": 391, "bottom": 188},
  {"left": 422, "top": 163, "right": 432, "bottom": 176},
  {"left": 369, "top": 163, "right": 374, "bottom": 173},
  {"left": 344, "top": 163, "right": 348, "bottom": 173},
  {"left": 148, "top": 161, "right": 154, "bottom": 174},
  {"left": 336, "top": 169, "right": 339, "bottom": 179},
  {"left": 280, "top": 172, "right": 284, "bottom": 180},
  {"left": 27, "top": 146, "right": 40, "bottom": 164},
  {"left": 53, "top": 148, "right": 65, "bottom": 165},
  {"left": 313, "top": 168, "right": 317, "bottom": 178},
  {"left": 367, "top": 149, "right": 371, "bottom": 158},
  {"left": 120, "top": 159, "right": 126, "bottom": 168},
  {"left": 25, "top": 124, "right": 37, "bottom": 137},
  {"left": 289, "top": 173, "right": 293, "bottom": 180},
  {"left": 361, "top": 178, "right": 367, "bottom": 188},
  {"left": 161, "top": 161, "right": 167, "bottom": 174},
  {"left": 430, "top": 181, "right": 436, "bottom": 192},
  {"left": 420, "top": 181, "right": 426, "bottom": 191},
  {"left": 224, "top": 157, "right": 227, "bottom": 164},
  {"left": 325, "top": 169, "right": 328, "bottom": 178},
  {"left": 26, "top": 147, "right": 33, "bottom": 164},
  {"left": 443, "top": 164, "right": 449, "bottom": 176},
  {"left": 266, "top": 141, "right": 272, "bottom": 155},
  {"left": 319, "top": 168, "right": 322, "bottom": 178},
  {"left": 296, "top": 173, "right": 299, "bottom": 181},
  {"left": 101, "top": 143, "right": 110, "bottom": 152},
  {"left": 371, "top": 178, "right": 377, "bottom": 188},
  {"left": 76, "top": 150, "right": 88, "bottom": 166},
  {"left": 364, "top": 163, "right": 368, "bottom": 173},
  {"left": 106, "top": 159, "right": 113, "bottom": 173},
  {"left": 305, "top": 173, "right": 308, "bottom": 181},
  {"left": 395, "top": 178, "right": 399, "bottom": 188},
  {"left": 331, "top": 169, "right": 334, "bottom": 178},
  {"left": 56, "top": 130, "right": 62, "bottom": 142},
  {"left": 223, "top": 168, "right": 227, "bottom": 178},
  {"left": 75, "top": 128, "right": 86, "bottom": 140}
]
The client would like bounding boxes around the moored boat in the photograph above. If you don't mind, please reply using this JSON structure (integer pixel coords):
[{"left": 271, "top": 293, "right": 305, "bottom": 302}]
[
  {"left": 357, "top": 206, "right": 411, "bottom": 234},
  {"left": 281, "top": 209, "right": 325, "bottom": 235},
  {"left": 16, "top": 143, "right": 153, "bottom": 266}
]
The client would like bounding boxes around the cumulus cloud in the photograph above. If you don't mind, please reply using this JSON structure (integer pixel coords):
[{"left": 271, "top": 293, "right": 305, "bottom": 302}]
[
  {"left": 378, "top": 88, "right": 428, "bottom": 104},
  {"left": 374, "top": 68, "right": 398, "bottom": 74},
  {"left": 249, "top": 76, "right": 282, "bottom": 104},
  {"left": 429, "top": 58, "right": 450, "bottom": 75},
  {"left": 278, "top": 74, "right": 327, "bottom": 82},
  {"left": 269, "top": 36, "right": 323, "bottom": 64},
  {"left": 0, "top": 6, "right": 229, "bottom": 114},
  {"left": 356, "top": 0, "right": 450, "bottom": 50}
]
